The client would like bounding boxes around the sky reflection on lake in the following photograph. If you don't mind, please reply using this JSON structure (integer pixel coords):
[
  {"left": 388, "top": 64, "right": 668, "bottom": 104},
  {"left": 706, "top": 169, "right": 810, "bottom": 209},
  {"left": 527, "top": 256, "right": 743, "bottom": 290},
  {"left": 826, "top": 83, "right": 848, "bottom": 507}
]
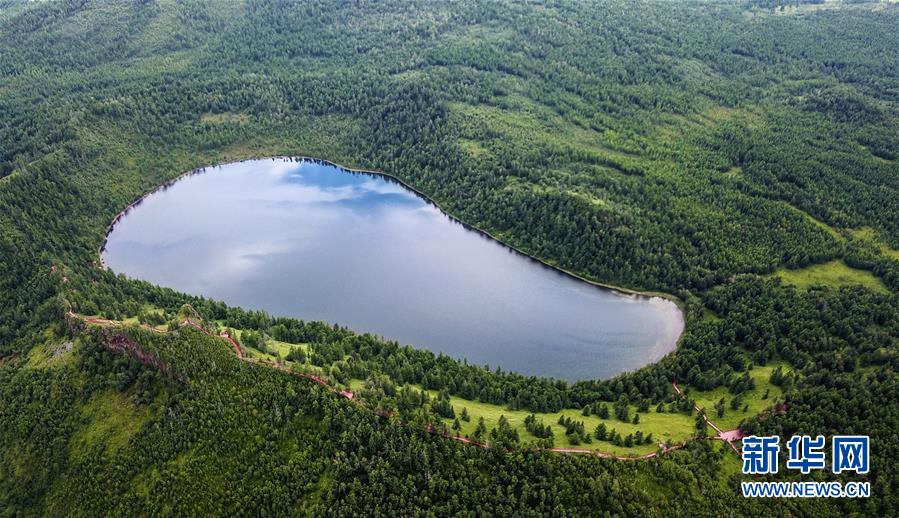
[{"left": 103, "top": 158, "right": 683, "bottom": 381}]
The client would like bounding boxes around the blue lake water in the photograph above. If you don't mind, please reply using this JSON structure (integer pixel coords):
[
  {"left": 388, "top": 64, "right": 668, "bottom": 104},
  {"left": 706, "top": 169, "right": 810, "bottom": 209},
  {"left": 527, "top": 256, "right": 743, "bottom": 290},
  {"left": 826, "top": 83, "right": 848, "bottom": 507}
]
[{"left": 102, "top": 158, "right": 683, "bottom": 381}]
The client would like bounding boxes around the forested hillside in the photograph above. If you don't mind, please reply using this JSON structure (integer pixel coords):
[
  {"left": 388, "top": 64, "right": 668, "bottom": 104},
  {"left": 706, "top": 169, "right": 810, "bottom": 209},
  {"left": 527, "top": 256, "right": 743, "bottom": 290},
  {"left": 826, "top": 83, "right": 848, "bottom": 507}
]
[{"left": 0, "top": 0, "right": 897, "bottom": 515}]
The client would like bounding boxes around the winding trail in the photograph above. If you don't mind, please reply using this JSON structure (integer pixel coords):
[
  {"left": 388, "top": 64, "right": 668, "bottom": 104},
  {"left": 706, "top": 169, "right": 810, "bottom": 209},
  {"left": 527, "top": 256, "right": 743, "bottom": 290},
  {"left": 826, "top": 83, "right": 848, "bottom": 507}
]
[
  {"left": 63, "top": 300, "right": 722, "bottom": 461},
  {"left": 672, "top": 380, "right": 744, "bottom": 455},
  {"left": 181, "top": 319, "right": 244, "bottom": 359},
  {"left": 66, "top": 307, "right": 357, "bottom": 400}
]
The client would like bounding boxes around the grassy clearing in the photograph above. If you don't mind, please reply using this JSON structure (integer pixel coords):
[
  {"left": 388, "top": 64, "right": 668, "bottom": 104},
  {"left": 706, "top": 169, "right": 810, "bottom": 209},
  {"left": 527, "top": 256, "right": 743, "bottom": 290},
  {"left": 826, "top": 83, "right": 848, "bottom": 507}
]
[
  {"left": 25, "top": 328, "right": 79, "bottom": 369},
  {"left": 772, "top": 259, "right": 888, "bottom": 294},
  {"left": 267, "top": 338, "right": 310, "bottom": 357},
  {"left": 773, "top": 0, "right": 849, "bottom": 16},
  {"left": 121, "top": 305, "right": 168, "bottom": 330},
  {"left": 26, "top": 340, "right": 77, "bottom": 369},
  {"left": 458, "top": 138, "right": 490, "bottom": 159},
  {"left": 450, "top": 96, "right": 641, "bottom": 164},
  {"left": 241, "top": 345, "right": 276, "bottom": 361},
  {"left": 780, "top": 202, "right": 843, "bottom": 241},
  {"left": 230, "top": 328, "right": 327, "bottom": 376},
  {"left": 423, "top": 389, "right": 688, "bottom": 455},
  {"left": 70, "top": 390, "right": 154, "bottom": 459},
  {"left": 685, "top": 362, "right": 788, "bottom": 430},
  {"left": 717, "top": 441, "right": 744, "bottom": 484},
  {"left": 724, "top": 166, "right": 742, "bottom": 178},
  {"left": 200, "top": 112, "right": 250, "bottom": 124},
  {"left": 701, "top": 308, "right": 721, "bottom": 323},
  {"left": 849, "top": 227, "right": 899, "bottom": 261},
  {"left": 230, "top": 327, "right": 311, "bottom": 362},
  {"left": 348, "top": 379, "right": 689, "bottom": 455},
  {"left": 350, "top": 362, "right": 785, "bottom": 455}
]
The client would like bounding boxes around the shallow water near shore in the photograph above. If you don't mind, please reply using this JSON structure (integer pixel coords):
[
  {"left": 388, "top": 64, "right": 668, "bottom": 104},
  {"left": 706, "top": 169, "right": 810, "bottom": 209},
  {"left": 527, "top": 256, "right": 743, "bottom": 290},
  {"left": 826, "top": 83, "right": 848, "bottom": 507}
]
[{"left": 103, "top": 158, "right": 683, "bottom": 381}]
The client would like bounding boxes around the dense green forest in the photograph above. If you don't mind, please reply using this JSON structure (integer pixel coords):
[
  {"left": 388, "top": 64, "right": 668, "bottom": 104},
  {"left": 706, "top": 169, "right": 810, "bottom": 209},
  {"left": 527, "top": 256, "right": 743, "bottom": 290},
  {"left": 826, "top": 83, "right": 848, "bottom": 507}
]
[{"left": 1, "top": 0, "right": 897, "bottom": 515}]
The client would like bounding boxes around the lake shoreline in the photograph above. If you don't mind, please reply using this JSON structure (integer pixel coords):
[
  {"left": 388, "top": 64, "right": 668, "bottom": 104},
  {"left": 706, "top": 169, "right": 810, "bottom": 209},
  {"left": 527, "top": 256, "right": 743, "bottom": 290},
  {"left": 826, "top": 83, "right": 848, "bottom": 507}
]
[
  {"left": 278, "top": 156, "right": 684, "bottom": 309},
  {"left": 101, "top": 156, "right": 684, "bottom": 306},
  {"left": 99, "top": 155, "right": 686, "bottom": 379}
]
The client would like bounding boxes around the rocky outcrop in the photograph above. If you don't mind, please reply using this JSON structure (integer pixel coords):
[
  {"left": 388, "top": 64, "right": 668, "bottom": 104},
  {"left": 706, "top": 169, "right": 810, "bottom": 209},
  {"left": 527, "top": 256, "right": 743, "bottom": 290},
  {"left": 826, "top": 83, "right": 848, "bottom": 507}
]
[{"left": 97, "top": 327, "right": 182, "bottom": 382}]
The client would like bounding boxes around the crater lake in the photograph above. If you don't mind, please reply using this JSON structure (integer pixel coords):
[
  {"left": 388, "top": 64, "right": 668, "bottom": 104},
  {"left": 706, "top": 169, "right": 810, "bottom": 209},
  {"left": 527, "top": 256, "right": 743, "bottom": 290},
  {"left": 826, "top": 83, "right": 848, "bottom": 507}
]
[{"left": 102, "top": 158, "right": 683, "bottom": 381}]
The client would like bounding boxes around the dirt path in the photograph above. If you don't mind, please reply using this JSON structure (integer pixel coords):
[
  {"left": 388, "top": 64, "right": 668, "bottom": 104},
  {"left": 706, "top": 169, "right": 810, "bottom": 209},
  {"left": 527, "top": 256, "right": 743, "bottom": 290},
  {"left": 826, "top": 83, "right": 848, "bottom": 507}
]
[
  {"left": 425, "top": 426, "right": 683, "bottom": 460},
  {"left": 67, "top": 311, "right": 167, "bottom": 334},
  {"left": 249, "top": 357, "right": 355, "bottom": 399},
  {"left": 672, "top": 381, "right": 744, "bottom": 455},
  {"left": 66, "top": 307, "right": 711, "bottom": 461},
  {"left": 182, "top": 319, "right": 244, "bottom": 358}
]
